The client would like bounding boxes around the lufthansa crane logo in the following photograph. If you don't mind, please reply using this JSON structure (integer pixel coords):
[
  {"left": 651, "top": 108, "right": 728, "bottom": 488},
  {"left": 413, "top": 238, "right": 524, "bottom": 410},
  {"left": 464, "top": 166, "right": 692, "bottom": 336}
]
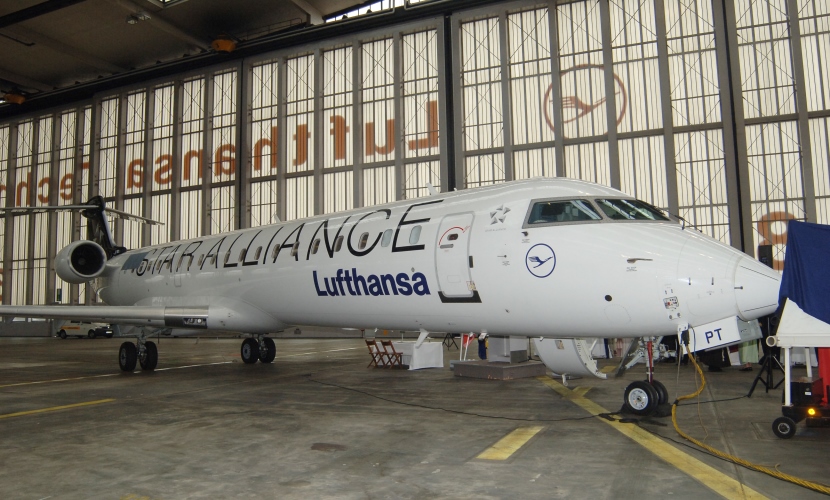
[
  {"left": 543, "top": 64, "right": 628, "bottom": 138},
  {"left": 526, "top": 244, "right": 556, "bottom": 278}
]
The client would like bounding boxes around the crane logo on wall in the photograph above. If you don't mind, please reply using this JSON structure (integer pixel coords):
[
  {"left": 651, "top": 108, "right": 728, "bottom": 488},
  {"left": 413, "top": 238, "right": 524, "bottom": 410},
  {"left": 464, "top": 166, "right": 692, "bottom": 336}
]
[{"left": 543, "top": 64, "right": 628, "bottom": 138}]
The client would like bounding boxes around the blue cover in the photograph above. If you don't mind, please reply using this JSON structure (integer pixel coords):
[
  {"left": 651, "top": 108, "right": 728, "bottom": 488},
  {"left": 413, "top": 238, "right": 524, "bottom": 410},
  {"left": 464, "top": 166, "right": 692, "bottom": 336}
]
[{"left": 779, "top": 220, "right": 830, "bottom": 324}]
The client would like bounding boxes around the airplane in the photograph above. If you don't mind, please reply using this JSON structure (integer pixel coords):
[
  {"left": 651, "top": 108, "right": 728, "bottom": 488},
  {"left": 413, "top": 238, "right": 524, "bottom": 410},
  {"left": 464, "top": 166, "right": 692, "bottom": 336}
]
[{"left": 0, "top": 177, "right": 781, "bottom": 416}]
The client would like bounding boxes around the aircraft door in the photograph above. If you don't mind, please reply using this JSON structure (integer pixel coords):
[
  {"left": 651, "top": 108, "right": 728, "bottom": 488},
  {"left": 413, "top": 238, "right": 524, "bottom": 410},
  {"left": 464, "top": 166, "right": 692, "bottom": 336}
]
[{"left": 435, "top": 213, "right": 479, "bottom": 302}]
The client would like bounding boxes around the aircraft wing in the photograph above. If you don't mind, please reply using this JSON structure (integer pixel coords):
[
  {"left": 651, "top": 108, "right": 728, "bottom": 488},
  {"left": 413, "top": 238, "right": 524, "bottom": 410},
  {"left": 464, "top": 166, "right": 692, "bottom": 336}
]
[{"left": 0, "top": 305, "right": 209, "bottom": 329}]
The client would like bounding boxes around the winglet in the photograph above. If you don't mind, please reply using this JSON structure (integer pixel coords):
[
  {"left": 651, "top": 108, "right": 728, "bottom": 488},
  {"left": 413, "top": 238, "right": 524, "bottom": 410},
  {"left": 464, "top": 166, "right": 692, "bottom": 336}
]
[{"left": 426, "top": 182, "right": 439, "bottom": 196}]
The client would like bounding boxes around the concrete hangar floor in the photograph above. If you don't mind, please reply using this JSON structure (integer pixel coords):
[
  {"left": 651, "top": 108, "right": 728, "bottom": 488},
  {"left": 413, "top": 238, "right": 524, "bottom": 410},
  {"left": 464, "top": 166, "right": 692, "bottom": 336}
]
[{"left": 0, "top": 335, "right": 827, "bottom": 500}]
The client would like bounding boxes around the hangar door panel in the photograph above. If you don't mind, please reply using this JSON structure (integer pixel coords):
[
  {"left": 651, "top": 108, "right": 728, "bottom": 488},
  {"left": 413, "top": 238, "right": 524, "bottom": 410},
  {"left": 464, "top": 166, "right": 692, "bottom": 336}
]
[{"left": 435, "top": 213, "right": 478, "bottom": 302}]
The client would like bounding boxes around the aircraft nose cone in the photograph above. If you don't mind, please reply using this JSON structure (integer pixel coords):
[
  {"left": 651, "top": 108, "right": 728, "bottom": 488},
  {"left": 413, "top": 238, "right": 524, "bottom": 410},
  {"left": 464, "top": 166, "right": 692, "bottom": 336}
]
[{"left": 734, "top": 257, "right": 781, "bottom": 320}]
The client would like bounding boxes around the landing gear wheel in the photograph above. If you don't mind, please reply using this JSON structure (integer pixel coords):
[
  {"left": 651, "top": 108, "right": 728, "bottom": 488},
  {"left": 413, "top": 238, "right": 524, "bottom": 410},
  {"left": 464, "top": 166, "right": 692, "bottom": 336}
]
[
  {"left": 119, "top": 342, "right": 137, "bottom": 372},
  {"left": 88, "top": 330, "right": 96, "bottom": 339},
  {"left": 140, "top": 341, "right": 158, "bottom": 371},
  {"left": 241, "top": 338, "right": 260, "bottom": 364},
  {"left": 260, "top": 337, "right": 276, "bottom": 363},
  {"left": 624, "top": 380, "right": 659, "bottom": 416},
  {"left": 649, "top": 379, "right": 669, "bottom": 405},
  {"left": 59, "top": 330, "right": 67, "bottom": 339},
  {"left": 772, "top": 416, "right": 797, "bottom": 439}
]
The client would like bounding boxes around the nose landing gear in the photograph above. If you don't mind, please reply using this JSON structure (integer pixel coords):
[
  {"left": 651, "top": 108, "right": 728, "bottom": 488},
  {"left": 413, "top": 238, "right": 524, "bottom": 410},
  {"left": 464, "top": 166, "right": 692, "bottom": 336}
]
[{"left": 622, "top": 337, "right": 669, "bottom": 416}]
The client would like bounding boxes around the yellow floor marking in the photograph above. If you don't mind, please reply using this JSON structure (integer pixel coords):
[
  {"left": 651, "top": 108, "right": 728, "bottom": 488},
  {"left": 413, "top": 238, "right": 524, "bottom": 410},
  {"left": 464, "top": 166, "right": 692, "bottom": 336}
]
[
  {"left": 600, "top": 365, "right": 617, "bottom": 374},
  {"left": 0, "top": 399, "right": 116, "bottom": 420},
  {"left": 0, "top": 373, "right": 120, "bottom": 389},
  {"left": 476, "top": 426, "right": 545, "bottom": 461},
  {"left": 572, "top": 386, "right": 592, "bottom": 396},
  {"left": 536, "top": 377, "right": 766, "bottom": 500}
]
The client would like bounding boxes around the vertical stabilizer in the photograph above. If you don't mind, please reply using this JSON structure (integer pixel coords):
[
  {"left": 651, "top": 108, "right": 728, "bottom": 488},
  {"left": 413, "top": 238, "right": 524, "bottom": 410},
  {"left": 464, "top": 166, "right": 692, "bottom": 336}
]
[{"left": 81, "top": 196, "right": 127, "bottom": 258}]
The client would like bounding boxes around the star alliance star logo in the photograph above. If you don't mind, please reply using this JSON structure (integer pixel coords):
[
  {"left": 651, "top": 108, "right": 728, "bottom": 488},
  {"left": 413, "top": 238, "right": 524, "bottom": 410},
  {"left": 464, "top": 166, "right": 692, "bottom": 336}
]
[{"left": 490, "top": 204, "right": 510, "bottom": 225}]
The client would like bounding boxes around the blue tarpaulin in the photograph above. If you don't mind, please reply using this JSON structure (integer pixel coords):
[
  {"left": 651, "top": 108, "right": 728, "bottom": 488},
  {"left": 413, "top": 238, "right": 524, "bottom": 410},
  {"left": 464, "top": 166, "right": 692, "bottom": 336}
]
[{"left": 779, "top": 220, "right": 830, "bottom": 325}]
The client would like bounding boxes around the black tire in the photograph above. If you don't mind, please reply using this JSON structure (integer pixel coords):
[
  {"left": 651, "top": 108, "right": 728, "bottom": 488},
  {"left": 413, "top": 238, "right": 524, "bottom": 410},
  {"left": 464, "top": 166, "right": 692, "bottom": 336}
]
[
  {"left": 260, "top": 337, "right": 276, "bottom": 363},
  {"left": 59, "top": 330, "right": 67, "bottom": 339},
  {"left": 650, "top": 379, "right": 669, "bottom": 405},
  {"left": 772, "top": 416, "right": 797, "bottom": 439},
  {"left": 88, "top": 330, "right": 96, "bottom": 339},
  {"left": 140, "top": 341, "right": 158, "bottom": 371},
  {"left": 624, "top": 380, "right": 659, "bottom": 416},
  {"left": 241, "top": 338, "right": 260, "bottom": 364},
  {"left": 119, "top": 342, "right": 137, "bottom": 372}
]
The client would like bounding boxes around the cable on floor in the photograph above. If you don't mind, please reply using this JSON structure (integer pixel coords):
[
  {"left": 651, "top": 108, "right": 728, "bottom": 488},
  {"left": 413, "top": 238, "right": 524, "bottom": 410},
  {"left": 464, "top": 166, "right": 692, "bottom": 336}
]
[
  {"left": 671, "top": 347, "right": 830, "bottom": 495},
  {"left": 308, "top": 377, "right": 606, "bottom": 423}
]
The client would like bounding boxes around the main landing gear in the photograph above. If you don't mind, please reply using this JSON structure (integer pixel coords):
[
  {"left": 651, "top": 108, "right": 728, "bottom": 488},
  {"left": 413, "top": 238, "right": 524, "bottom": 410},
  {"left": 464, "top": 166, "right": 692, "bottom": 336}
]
[
  {"left": 118, "top": 335, "right": 158, "bottom": 372},
  {"left": 622, "top": 337, "right": 669, "bottom": 416},
  {"left": 240, "top": 335, "right": 276, "bottom": 364}
]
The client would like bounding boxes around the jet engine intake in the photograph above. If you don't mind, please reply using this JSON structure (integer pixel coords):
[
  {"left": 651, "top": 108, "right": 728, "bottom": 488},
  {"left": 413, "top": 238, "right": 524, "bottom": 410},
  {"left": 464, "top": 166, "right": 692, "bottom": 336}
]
[{"left": 55, "top": 240, "right": 108, "bottom": 284}]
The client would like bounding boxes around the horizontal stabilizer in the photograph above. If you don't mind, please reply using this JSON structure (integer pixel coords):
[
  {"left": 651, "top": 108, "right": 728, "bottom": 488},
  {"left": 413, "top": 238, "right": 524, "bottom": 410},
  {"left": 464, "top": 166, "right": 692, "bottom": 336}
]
[{"left": 0, "top": 204, "right": 163, "bottom": 225}]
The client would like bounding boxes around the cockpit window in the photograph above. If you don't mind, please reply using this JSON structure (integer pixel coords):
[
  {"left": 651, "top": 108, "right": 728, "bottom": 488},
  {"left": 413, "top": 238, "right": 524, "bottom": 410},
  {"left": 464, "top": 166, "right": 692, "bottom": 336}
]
[
  {"left": 527, "top": 199, "right": 602, "bottom": 224},
  {"left": 595, "top": 199, "right": 669, "bottom": 221}
]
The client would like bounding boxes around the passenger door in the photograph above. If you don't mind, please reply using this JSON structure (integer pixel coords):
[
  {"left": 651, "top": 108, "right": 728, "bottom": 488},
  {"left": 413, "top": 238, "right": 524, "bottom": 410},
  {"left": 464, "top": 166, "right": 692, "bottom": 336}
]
[{"left": 434, "top": 213, "right": 479, "bottom": 302}]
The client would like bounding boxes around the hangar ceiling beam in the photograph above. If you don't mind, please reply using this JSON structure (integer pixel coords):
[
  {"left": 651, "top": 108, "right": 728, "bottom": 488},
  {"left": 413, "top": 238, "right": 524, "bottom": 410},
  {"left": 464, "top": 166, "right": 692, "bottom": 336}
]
[
  {"left": 0, "top": 68, "right": 52, "bottom": 92},
  {"left": 290, "top": 0, "right": 323, "bottom": 25},
  {"left": 106, "top": 0, "right": 211, "bottom": 51},
  {"left": 0, "top": 0, "right": 88, "bottom": 30},
  {"left": 1, "top": 25, "right": 128, "bottom": 74}
]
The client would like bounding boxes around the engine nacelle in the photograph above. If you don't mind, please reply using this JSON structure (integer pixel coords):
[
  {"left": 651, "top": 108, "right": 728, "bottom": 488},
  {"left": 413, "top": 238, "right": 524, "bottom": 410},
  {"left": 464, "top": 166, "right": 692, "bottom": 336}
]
[{"left": 55, "top": 240, "right": 108, "bottom": 284}]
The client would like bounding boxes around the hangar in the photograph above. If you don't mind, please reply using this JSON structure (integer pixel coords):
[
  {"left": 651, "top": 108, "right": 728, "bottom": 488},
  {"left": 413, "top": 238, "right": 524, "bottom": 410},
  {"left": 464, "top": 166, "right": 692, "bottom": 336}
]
[{"left": 1, "top": 0, "right": 829, "bottom": 498}]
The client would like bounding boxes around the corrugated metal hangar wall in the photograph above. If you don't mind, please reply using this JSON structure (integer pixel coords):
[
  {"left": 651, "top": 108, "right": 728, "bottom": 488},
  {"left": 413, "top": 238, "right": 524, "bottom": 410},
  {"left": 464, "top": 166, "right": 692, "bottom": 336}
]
[{"left": 0, "top": 0, "right": 829, "bottom": 306}]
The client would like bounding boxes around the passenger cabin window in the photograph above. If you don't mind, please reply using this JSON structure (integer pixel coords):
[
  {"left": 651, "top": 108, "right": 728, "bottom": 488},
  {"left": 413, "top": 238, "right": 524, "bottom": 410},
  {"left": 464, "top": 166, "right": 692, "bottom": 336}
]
[
  {"left": 528, "top": 200, "right": 602, "bottom": 224},
  {"left": 334, "top": 235, "right": 344, "bottom": 252},
  {"left": 311, "top": 239, "right": 320, "bottom": 255},
  {"left": 596, "top": 199, "right": 669, "bottom": 221},
  {"left": 358, "top": 232, "right": 369, "bottom": 250},
  {"left": 381, "top": 229, "right": 393, "bottom": 247},
  {"left": 409, "top": 225, "right": 422, "bottom": 244}
]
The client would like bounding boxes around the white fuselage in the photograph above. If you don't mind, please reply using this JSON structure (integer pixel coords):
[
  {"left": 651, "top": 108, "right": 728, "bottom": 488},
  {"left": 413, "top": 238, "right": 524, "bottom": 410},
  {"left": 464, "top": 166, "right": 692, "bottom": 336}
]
[{"left": 97, "top": 178, "right": 781, "bottom": 338}]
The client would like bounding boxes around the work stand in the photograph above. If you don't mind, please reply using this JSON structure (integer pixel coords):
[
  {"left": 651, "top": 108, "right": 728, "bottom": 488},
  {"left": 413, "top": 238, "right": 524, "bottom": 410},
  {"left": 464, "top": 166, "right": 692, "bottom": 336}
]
[
  {"left": 442, "top": 333, "right": 458, "bottom": 349},
  {"left": 747, "top": 352, "right": 785, "bottom": 397}
]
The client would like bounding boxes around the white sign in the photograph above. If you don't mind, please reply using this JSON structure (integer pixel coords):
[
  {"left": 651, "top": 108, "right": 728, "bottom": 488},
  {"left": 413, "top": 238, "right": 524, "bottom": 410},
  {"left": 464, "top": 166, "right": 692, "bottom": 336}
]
[{"left": 690, "top": 317, "right": 742, "bottom": 352}]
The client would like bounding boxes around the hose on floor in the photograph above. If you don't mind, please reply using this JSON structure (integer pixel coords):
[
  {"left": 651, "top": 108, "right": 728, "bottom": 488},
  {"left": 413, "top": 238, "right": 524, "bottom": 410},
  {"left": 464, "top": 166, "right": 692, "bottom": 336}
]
[{"left": 671, "top": 348, "right": 830, "bottom": 495}]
